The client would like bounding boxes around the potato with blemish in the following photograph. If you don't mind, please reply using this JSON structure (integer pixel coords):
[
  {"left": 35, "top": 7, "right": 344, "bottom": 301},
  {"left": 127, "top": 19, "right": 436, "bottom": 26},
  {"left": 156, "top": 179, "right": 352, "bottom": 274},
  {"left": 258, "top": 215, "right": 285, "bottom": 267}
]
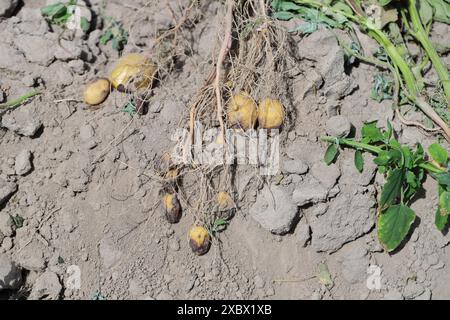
[
  {"left": 188, "top": 225, "right": 211, "bottom": 255},
  {"left": 109, "top": 53, "right": 157, "bottom": 92},
  {"left": 163, "top": 193, "right": 182, "bottom": 224}
]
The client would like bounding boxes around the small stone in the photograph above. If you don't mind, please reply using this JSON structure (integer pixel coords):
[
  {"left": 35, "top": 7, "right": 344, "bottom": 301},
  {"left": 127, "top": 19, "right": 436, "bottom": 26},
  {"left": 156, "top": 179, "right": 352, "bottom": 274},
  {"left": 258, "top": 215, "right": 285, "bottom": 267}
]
[
  {"left": 29, "top": 271, "right": 62, "bottom": 300},
  {"left": 99, "top": 238, "right": 122, "bottom": 269},
  {"left": 311, "top": 291, "right": 322, "bottom": 300},
  {"left": 254, "top": 275, "right": 265, "bottom": 289},
  {"left": 296, "top": 218, "right": 311, "bottom": 247},
  {"left": 0, "top": 254, "right": 22, "bottom": 290},
  {"left": 68, "top": 59, "right": 86, "bottom": 75},
  {"left": 0, "top": 179, "right": 17, "bottom": 206},
  {"left": 79, "top": 124, "right": 94, "bottom": 141},
  {"left": 1, "top": 106, "right": 43, "bottom": 137},
  {"left": 1, "top": 237, "right": 13, "bottom": 251},
  {"left": 416, "top": 270, "right": 426, "bottom": 283},
  {"left": 22, "top": 75, "right": 36, "bottom": 87},
  {"left": 55, "top": 39, "right": 82, "bottom": 61},
  {"left": 311, "top": 162, "right": 341, "bottom": 190},
  {"left": 403, "top": 282, "right": 425, "bottom": 299},
  {"left": 0, "top": 0, "right": 19, "bottom": 18},
  {"left": 128, "top": 279, "right": 145, "bottom": 297},
  {"left": 325, "top": 115, "right": 352, "bottom": 137},
  {"left": 168, "top": 238, "right": 180, "bottom": 251},
  {"left": 415, "top": 288, "right": 432, "bottom": 300},
  {"left": 282, "top": 159, "right": 309, "bottom": 175},
  {"left": 292, "top": 178, "right": 328, "bottom": 206},
  {"left": 339, "top": 245, "right": 368, "bottom": 284},
  {"left": 14, "top": 34, "right": 55, "bottom": 66},
  {"left": 250, "top": 184, "right": 298, "bottom": 235},
  {"left": 15, "top": 150, "right": 33, "bottom": 176}
]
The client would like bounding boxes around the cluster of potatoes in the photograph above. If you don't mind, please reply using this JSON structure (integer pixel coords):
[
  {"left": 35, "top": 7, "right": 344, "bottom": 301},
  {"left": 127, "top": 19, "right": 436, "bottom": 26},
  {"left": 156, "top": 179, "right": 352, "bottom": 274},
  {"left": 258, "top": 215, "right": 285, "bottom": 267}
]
[
  {"left": 161, "top": 157, "right": 235, "bottom": 256},
  {"left": 83, "top": 53, "right": 157, "bottom": 106},
  {"left": 162, "top": 188, "right": 234, "bottom": 256},
  {"left": 227, "top": 92, "right": 285, "bottom": 130}
]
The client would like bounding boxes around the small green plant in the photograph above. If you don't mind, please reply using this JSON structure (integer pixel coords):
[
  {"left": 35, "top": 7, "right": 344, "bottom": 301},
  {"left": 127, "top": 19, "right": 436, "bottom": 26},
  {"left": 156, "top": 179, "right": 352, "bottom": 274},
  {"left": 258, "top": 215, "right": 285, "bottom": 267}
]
[
  {"left": 322, "top": 121, "right": 450, "bottom": 252},
  {"left": 122, "top": 100, "right": 137, "bottom": 116},
  {"left": 371, "top": 73, "right": 393, "bottom": 102},
  {"left": 41, "top": 0, "right": 90, "bottom": 31},
  {"left": 100, "top": 16, "right": 129, "bottom": 51},
  {"left": 9, "top": 214, "right": 24, "bottom": 229},
  {"left": 271, "top": 0, "right": 450, "bottom": 141},
  {"left": 212, "top": 218, "right": 230, "bottom": 235},
  {"left": 0, "top": 90, "right": 41, "bottom": 110}
]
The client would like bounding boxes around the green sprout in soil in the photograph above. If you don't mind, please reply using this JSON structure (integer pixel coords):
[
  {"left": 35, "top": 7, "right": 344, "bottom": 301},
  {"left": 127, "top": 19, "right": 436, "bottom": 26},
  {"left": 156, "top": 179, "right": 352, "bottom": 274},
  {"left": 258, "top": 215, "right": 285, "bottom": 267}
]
[
  {"left": 0, "top": 90, "right": 41, "bottom": 110},
  {"left": 212, "top": 217, "right": 230, "bottom": 235},
  {"left": 322, "top": 121, "right": 450, "bottom": 252},
  {"left": 41, "top": 0, "right": 90, "bottom": 31},
  {"left": 122, "top": 99, "right": 137, "bottom": 116},
  {"left": 100, "top": 16, "right": 129, "bottom": 52},
  {"left": 271, "top": 0, "right": 450, "bottom": 141}
]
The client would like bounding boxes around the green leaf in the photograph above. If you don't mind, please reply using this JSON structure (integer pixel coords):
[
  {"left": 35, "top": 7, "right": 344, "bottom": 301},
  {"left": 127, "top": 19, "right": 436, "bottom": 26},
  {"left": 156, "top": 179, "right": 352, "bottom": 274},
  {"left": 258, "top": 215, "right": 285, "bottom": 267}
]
[
  {"left": 418, "top": 0, "right": 433, "bottom": 25},
  {"left": 378, "top": 205, "right": 416, "bottom": 252},
  {"left": 332, "top": 2, "right": 353, "bottom": 15},
  {"left": 213, "top": 218, "right": 229, "bottom": 233},
  {"left": 400, "top": 147, "right": 412, "bottom": 168},
  {"left": 80, "top": 17, "right": 90, "bottom": 32},
  {"left": 317, "top": 263, "right": 333, "bottom": 288},
  {"left": 361, "top": 121, "right": 384, "bottom": 143},
  {"left": 384, "top": 120, "right": 393, "bottom": 142},
  {"left": 378, "top": 0, "right": 394, "bottom": 6},
  {"left": 439, "top": 191, "right": 450, "bottom": 215},
  {"left": 436, "top": 173, "right": 450, "bottom": 189},
  {"left": 428, "top": 0, "right": 450, "bottom": 24},
  {"left": 435, "top": 207, "right": 449, "bottom": 231},
  {"left": 379, "top": 168, "right": 403, "bottom": 209},
  {"left": 289, "top": 22, "right": 318, "bottom": 33},
  {"left": 428, "top": 143, "right": 448, "bottom": 165},
  {"left": 324, "top": 144, "right": 339, "bottom": 165},
  {"left": 41, "top": 2, "right": 65, "bottom": 17},
  {"left": 100, "top": 31, "right": 113, "bottom": 45},
  {"left": 354, "top": 150, "right": 364, "bottom": 173},
  {"left": 374, "top": 150, "right": 391, "bottom": 166},
  {"left": 272, "top": 0, "right": 302, "bottom": 11},
  {"left": 10, "top": 214, "right": 24, "bottom": 229},
  {"left": 272, "top": 11, "right": 295, "bottom": 20}
]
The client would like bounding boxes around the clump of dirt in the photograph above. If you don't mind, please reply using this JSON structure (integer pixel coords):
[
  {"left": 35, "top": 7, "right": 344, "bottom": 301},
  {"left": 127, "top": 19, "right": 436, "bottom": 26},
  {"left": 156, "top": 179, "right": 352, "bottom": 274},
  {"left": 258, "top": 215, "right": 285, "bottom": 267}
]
[{"left": 0, "top": 0, "right": 449, "bottom": 301}]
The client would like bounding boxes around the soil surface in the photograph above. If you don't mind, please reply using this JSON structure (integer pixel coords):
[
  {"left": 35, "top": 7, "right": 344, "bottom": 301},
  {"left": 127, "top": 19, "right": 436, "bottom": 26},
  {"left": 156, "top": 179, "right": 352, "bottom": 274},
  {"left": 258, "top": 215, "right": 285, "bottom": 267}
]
[{"left": 0, "top": 0, "right": 449, "bottom": 300}]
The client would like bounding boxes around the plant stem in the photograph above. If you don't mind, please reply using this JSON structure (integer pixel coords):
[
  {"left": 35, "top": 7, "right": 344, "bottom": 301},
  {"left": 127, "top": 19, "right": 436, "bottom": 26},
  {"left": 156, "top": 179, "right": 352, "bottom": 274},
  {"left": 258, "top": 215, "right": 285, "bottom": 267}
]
[
  {"left": 320, "top": 136, "right": 446, "bottom": 174},
  {"left": 407, "top": 0, "right": 450, "bottom": 104},
  {"left": 0, "top": 90, "right": 41, "bottom": 110}
]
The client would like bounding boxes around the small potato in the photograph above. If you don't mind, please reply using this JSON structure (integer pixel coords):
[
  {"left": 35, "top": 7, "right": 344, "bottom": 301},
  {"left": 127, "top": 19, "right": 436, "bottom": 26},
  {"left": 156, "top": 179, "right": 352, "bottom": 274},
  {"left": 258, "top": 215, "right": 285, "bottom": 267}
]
[
  {"left": 217, "top": 191, "right": 234, "bottom": 211},
  {"left": 109, "top": 53, "right": 157, "bottom": 92},
  {"left": 188, "top": 225, "right": 211, "bottom": 255},
  {"left": 163, "top": 193, "right": 182, "bottom": 224},
  {"left": 227, "top": 92, "right": 258, "bottom": 130},
  {"left": 258, "top": 98, "right": 285, "bottom": 129},
  {"left": 84, "top": 78, "right": 110, "bottom": 106}
]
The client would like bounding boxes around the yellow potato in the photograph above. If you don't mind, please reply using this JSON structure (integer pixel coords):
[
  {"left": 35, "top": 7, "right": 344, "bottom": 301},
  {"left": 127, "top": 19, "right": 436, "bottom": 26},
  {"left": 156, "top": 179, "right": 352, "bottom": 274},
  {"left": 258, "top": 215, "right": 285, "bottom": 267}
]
[
  {"left": 83, "top": 78, "right": 110, "bottom": 105},
  {"left": 109, "top": 53, "right": 157, "bottom": 92},
  {"left": 163, "top": 193, "right": 182, "bottom": 224},
  {"left": 227, "top": 92, "right": 258, "bottom": 130},
  {"left": 188, "top": 225, "right": 211, "bottom": 255},
  {"left": 217, "top": 191, "right": 234, "bottom": 211},
  {"left": 258, "top": 98, "right": 285, "bottom": 129}
]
